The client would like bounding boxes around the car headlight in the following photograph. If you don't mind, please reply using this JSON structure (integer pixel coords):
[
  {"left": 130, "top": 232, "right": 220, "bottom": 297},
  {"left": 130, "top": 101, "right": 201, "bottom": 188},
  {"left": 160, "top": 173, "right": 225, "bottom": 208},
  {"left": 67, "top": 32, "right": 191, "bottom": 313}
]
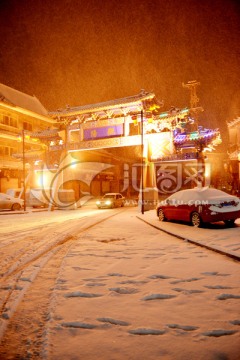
[
  {"left": 105, "top": 200, "right": 112, "bottom": 205},
  {"left": 96, "top": 200, "right": 100, "bottom": 205}
]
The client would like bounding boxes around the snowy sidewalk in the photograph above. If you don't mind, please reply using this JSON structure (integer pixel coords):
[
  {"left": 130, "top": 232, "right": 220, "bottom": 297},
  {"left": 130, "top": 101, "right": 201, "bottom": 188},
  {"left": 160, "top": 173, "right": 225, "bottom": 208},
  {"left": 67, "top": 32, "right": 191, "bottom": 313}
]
[
  {"left": 137, "top": 210, "right": 240, "bottom": 260},
  {"left": 47, "top": 208, "right": 240, "bottom": 360}
]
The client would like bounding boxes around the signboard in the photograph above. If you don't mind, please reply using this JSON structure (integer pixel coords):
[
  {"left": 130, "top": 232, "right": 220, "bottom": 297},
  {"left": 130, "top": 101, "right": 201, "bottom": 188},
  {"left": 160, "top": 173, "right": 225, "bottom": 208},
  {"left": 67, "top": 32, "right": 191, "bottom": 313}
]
[{"left": 84, "top": 124, "right": 124, "bottom": 140}]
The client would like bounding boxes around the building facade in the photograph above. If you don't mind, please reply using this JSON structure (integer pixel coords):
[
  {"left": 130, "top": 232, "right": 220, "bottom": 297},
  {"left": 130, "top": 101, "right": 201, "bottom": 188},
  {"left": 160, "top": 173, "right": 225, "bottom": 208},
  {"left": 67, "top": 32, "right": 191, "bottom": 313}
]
[
  {"left": 228, "top": 116, "right": 240, "bottom": 194},
  {"left": 0, "top": 83, "right": 56, "bottom": 193},
  {"left": 1, "top": 84, "right": 230, "bottom": 203}
]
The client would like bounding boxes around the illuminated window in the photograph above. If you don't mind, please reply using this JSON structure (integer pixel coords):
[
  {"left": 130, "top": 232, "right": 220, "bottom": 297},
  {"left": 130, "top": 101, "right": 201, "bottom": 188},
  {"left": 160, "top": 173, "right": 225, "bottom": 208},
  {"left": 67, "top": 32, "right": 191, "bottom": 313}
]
[
  {"left": 3, "top": 115, "right": 9, "bottom": 125},
  {"left": 10, "top": 147, "right": 17, "bottom": 156},
  {"left": 23, "top": 122, "right": 32, "bottom": 131},
  {"left": 10, "top": 117, "right": 18, "bottom": 127},
  {"left": 0, "top": 115, "right": 18, "bottom": 127},
  {"left": 0, "top": 146, "right": 18, "bottom": 156}
]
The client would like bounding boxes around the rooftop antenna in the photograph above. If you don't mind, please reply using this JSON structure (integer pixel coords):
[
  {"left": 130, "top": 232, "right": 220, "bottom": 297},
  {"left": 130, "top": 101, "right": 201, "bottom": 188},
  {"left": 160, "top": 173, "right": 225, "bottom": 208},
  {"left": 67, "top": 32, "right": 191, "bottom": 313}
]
[
  {"left": 182, "top": 80, "right": 200, "bottom": 109},
  {"left": 182, "top": 80, "right": 204, "bottom": 129}
]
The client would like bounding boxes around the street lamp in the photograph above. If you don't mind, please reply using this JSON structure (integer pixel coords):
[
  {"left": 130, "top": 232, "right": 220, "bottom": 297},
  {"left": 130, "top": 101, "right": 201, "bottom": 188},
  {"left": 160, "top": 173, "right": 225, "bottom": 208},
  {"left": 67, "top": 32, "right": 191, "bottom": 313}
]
[
  {"left": 22, "top": 129, "right": 26, "bottom": 211},
  {"left": 141, "top": 109, "right": 144, "bottom": 215}
]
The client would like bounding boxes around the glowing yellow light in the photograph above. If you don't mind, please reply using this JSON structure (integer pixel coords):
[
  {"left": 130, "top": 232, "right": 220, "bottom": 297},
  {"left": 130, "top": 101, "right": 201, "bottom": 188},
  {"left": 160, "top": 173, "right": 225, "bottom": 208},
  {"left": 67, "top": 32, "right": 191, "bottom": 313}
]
[
  {"left": 35, "top": 170, "right": 53, "bottom": 188},
  {"left": 148, "top": 133, "right": 172, "bottom": 160},
  {"left": 149, "top": 105, "right": 160, "bottom": 111},
  {"left": 204, "top": 164, "right": 211, "bottom": 180}
]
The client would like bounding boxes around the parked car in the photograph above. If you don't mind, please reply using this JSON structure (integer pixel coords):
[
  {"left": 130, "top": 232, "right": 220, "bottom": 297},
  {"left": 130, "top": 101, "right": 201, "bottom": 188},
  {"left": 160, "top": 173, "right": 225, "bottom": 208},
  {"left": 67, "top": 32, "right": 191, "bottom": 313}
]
[
  {"left": 156, "top": 187, "right": 240, "bottom": 228},
  {"left": 96, "top": 193, "right": 125, "bottom": 209},
  {"left": 0, "top": 193, "right": 24, "bottom": 211},
  {"left": 6, "top": 188, "right": 23, "bottom": 198},
  {"left": 28, "top": 188, "right": 77, "bottom": 209}
]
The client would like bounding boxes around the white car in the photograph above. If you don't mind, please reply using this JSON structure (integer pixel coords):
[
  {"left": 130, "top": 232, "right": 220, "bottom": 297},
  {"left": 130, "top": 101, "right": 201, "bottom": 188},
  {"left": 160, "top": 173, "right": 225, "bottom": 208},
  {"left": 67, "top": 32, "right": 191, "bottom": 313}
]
[
  {"left": 96, "top": 193, "right": 125, "bottom": 209},
  {"left": 0, "top": 193, "right": 24, "bottom": 211}
]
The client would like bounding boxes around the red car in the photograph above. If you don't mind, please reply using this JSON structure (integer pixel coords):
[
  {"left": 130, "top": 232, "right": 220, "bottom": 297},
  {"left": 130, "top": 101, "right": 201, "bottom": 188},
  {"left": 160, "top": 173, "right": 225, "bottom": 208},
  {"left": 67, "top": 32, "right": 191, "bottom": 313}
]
[{"left": 156, "top": 187, "right": 240, "bottom": 228}]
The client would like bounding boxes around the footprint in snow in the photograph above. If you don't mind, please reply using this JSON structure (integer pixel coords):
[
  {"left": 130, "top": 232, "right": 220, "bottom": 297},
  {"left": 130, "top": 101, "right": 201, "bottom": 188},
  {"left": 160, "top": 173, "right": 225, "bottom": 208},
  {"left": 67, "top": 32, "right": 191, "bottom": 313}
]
[
  {"left": 170, "top": 277, "right": 202, "bottom": 284},
  {"left": 202, "top": 329, "right": 237, "bottom": 337},
  {"left": 146, "top": 253, "right": 165, "bottom": 256},
  {"left": 201, "top": 272, "right": 230, "bottom": 277},
  {"left": 64, "top": 291, "right": 102, "bottom": 298},
  {"left": 109, "top": 287, "right": 139, "bottom": 294},
  {"left": 72, "top": 266, "right": 92, "bottom": 271},
  {"left": 217, "top": 294, "right": 240, "bottom": 300},
  {"left": 172, "top": 288, "right": 204, "bottom": 294},
  {"left": 97, "top": 317, "right": 130, "bottom": 326},
  {"left": 83, "top": 277, "right": 106, "bottom": 282},
  {"left": 129, "top": 328, "right": 165, "bottom": 335},
  {"left": 118, "top": 280, "right": 148, "bottom": 285},
  {"left": 98, "top": 238, "right": 125, "bottom": 243},
  {"left": 142, "top": 294, "right": 176, "bottom": 301},
  {"left": 56, "top": 279, "right": 67, "bottom": 284},
  {"left": 204, "top": 285, "right": 233, "bottom": 289},
  {"left": 20, "top": 277, "right": 31, "bottom": 282},
  {"left": 107, "top": 273, "right": 125, "bottom": 277},
  {"left": 61, "top": 321, "right": 97, "bottom": 329},
  {"left": 167, "top": 324, "right": 199, "bottom": 331},
  {"left": 148, "top": 274, "right": 172, "bottom": 279},
  {"left": 230, "top": 320, "right": 240, "bottom": 326}
]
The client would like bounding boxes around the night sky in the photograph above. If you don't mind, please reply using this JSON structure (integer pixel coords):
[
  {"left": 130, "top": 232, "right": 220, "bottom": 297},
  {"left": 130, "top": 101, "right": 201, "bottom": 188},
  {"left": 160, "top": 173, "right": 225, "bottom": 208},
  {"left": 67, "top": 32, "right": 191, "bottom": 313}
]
[{"left": 0, "top": 0, "right": 239, "bottom": 145}]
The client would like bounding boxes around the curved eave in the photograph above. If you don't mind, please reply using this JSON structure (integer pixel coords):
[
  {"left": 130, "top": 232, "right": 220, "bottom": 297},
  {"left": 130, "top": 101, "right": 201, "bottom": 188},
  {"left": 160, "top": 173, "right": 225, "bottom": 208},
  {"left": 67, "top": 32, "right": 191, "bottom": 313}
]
[
  {"left": 227, "top": 117, "right": 240, "bottom": 128},
  {"left": 49, "top": 93, "right": 156, "bottom": 119}
]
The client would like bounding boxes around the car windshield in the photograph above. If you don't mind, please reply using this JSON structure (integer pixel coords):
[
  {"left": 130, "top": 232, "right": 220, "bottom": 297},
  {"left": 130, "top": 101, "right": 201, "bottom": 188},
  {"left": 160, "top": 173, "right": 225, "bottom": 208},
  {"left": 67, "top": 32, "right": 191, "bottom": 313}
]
[{"left": 103, "top": 194, "right": 115, "bottom": 198}]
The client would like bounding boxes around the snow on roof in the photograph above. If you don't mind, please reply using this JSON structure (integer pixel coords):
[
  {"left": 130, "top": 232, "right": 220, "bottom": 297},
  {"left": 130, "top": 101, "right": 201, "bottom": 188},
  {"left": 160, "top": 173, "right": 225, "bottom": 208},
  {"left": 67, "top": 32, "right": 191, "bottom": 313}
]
[
  {"left": 49, "top": 90, "right": 158, "bottom": 117},
  {"left": 227, "top": 116, "right": 240, "bottom": 128},
  {"left": 0, "top": 83, "right": 48, "bottom": 116}
]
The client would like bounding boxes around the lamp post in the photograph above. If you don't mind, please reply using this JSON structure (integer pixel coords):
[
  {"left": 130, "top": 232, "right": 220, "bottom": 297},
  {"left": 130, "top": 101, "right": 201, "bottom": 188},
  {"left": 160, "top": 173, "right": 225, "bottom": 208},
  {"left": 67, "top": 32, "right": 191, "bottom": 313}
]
[
  {"left": 238, "top": 152, "right": 240, "bottom": 195},
  {"left": 141, "top": 109, "right": 144, "bottom": 214},
  {"left": 22, "top": 129, "right": 26, "bottom": 211}
]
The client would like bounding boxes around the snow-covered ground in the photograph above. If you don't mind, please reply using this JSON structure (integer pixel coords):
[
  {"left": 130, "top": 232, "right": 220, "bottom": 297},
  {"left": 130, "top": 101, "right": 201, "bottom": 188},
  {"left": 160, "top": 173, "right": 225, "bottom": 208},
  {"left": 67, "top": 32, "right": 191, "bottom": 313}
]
[
  {"left": 0, "top": 206, "right": 239, "bottom": 359},
  {"left": 138, "top": 209, "right": 240, "bottom": 259}
]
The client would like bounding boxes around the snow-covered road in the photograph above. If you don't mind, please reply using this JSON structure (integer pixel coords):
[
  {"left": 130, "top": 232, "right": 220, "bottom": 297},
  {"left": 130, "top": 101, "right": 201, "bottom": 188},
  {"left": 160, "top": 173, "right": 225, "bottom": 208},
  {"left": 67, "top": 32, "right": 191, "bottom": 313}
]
[{"left": 0, "top": 207, "right": 239, "bottom": 359}]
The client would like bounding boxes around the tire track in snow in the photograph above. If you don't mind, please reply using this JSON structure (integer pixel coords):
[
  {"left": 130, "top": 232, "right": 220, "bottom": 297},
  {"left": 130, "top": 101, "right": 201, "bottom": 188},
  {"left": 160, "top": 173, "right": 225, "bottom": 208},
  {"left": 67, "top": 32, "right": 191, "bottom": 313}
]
[{"left": 0, "top": 210, "right": 124, "bottom": 358}]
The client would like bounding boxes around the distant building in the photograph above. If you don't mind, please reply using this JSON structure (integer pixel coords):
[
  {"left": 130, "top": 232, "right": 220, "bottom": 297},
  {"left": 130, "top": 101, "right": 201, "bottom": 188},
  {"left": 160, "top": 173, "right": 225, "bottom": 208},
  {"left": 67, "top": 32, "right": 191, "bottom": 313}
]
[
  {"left": 227, "top": 116, "right": 240, "bottom": 194},
  {"left": 49, "top": 91, "right": 222, "bottom": 197},
  {"left": 0, "top": 84, "right": 227, "bottom": 202},
  {"left": 0, "top": 83, "right": 55, "bottom": 192}
]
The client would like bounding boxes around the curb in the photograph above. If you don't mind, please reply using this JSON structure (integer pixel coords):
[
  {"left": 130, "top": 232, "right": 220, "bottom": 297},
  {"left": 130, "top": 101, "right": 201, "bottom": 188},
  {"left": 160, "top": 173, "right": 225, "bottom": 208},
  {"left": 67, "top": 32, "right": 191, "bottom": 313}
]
[{"left": 136, "top": 216, "right": 240, "bottom": 262}]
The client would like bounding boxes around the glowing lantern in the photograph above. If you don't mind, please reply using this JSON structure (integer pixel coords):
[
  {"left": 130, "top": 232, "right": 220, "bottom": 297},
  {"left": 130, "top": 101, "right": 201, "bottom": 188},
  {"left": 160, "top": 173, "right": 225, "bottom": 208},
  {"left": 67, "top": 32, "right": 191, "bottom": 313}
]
[
  {"left": 131, "top": 114, "right": 138, "bottom": 125},
  {"left": 146, "top": 111, "right": 153, "bottom": 123}
]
